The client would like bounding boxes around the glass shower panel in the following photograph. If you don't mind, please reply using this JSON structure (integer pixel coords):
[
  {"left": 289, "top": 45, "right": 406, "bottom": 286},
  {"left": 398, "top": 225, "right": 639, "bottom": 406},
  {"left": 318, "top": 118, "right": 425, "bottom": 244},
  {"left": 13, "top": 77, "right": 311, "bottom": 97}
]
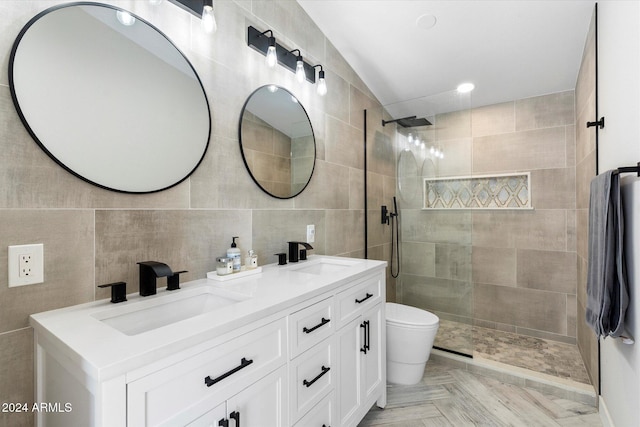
[{"left": 387, "top": 89, "right": 474, "bottom": 357}]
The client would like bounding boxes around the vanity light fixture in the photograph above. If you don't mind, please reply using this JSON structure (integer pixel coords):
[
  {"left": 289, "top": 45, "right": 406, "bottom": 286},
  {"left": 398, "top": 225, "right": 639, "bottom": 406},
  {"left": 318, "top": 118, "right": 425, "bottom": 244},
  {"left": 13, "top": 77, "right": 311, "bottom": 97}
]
[
  {"left": 313, "top": 65, "right": 327, "bottom": 96},
  {"left": 247, "top": 26, "right": 321, "bottom": 85},
  {"left": 166, "top": 0, "right": 217, "bottom": 34}
]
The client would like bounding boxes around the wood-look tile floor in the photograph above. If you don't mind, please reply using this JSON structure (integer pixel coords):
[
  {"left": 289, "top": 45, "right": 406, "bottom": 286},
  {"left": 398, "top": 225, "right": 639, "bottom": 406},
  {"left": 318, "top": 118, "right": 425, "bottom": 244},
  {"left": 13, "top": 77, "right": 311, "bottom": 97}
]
[{"left": 359, "top": 360, "right": 602, "bottom": 427}]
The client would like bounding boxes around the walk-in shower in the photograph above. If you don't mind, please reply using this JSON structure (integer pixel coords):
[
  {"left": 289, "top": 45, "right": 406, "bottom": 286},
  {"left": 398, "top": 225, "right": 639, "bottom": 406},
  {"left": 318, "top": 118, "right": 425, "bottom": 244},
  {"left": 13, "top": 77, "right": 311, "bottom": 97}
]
[{"left": 379, "top": 88, "right": 591, "bottom": 386}]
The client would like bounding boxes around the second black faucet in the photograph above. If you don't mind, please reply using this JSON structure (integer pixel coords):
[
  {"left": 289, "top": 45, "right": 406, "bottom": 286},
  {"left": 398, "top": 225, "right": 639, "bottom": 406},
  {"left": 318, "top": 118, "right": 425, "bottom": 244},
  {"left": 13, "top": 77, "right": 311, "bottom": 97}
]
[{"left": 287, "top": 241, "right": 314, "bottom": 263}]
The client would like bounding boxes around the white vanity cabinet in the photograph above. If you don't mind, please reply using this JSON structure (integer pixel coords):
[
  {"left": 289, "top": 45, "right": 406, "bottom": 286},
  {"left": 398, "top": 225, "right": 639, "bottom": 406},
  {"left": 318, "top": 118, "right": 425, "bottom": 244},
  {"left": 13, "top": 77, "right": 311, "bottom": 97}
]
[
  {"left": 186, "top": 365, "right": 288, "bottom": 427},
  {"left": 30, "top": 256, "right": 386, "bottom": 427},
  {"left": 336, "top": 274, "right": 385, "bottom": 427},
  {"left": 127, "top": 318, "right": 288, "bottom": 426}
]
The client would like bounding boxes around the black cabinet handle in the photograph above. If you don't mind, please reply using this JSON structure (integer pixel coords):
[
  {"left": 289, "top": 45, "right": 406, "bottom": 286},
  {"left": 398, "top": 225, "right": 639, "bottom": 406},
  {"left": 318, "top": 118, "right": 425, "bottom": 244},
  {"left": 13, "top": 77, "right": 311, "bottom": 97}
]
[
  {"left": 230, "top": 411, "right": 240, "bottom": 427},
  {"left": 204, "top": 358, "right": 253, "bottom": 387},
  {"left": 303, "top": 317, "right": 331, "bottom": 334},
  {"left": 360, "top": 322, "right": 367, "bottom": 354},
  {"left": 365, "top": 320, "right": 371, "bottom": 351},
  {"left": 303, "top": 365, "right": 330, "bottom": 387},
  {"left": 218, "top": 418, "right": 229, "bottom": 427},
  {"left": 355, "top": 293, "right": 373, "bottom": 304}
]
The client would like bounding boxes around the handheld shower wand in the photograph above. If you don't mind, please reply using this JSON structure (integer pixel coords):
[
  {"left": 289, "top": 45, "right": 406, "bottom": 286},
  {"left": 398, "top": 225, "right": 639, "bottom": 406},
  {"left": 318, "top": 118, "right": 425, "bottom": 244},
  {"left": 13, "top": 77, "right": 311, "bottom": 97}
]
[{"left": 381, "top": 198, "right": 400, "bottom": 278}]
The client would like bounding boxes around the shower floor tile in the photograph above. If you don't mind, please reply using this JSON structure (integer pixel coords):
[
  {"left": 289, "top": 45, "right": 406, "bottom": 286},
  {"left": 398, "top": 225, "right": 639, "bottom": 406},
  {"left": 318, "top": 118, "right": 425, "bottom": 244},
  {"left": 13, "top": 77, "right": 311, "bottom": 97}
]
[{"left": 434, "top": 320, "right": 591, "bottom": 385}]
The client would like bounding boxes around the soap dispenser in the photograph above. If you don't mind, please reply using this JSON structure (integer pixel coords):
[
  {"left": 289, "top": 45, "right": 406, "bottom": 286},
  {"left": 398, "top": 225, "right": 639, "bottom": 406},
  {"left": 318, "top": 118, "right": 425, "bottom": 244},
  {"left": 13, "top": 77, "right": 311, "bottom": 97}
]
[{"left": 227, "top": 237, "right": 241, "bottom": 273}]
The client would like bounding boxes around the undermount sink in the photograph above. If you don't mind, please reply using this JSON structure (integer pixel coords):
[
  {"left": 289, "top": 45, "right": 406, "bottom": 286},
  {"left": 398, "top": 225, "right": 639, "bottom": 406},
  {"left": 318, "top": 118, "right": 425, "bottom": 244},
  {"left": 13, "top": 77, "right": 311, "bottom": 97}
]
[
  {"left": 289, "top": 258, "right": 362, "bottom": 275},
  {"left": 93, "top": 288, "right": 245, "bottom": 336}
]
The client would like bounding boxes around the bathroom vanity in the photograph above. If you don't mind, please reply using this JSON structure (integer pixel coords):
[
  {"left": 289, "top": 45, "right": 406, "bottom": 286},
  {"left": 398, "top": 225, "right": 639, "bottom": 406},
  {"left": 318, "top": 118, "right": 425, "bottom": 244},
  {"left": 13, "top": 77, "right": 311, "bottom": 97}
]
[{"left": 30, "top": 256, "right": 387, "bottom": 427}]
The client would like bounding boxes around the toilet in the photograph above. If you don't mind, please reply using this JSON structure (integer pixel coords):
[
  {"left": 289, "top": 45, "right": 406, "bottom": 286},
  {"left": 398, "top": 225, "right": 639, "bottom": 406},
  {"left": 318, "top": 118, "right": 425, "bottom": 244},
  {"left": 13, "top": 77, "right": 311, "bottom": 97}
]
[{"left": 386, "top": 302, "right": 439, "bottom": 385}]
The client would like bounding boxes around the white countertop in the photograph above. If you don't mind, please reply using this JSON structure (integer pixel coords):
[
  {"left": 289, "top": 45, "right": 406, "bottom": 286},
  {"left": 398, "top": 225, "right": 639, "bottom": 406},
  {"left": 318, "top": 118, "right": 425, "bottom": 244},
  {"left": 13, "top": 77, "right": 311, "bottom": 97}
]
[{"left": 30, "top": 255, "right": 386, "bottom": 383}]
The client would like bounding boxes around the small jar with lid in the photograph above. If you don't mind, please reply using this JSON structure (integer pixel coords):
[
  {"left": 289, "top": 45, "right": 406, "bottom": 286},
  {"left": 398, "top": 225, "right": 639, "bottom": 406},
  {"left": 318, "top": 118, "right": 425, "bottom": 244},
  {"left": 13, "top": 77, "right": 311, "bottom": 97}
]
[{"left": 216, "top": 257, "right": 233, "bottom": 276}]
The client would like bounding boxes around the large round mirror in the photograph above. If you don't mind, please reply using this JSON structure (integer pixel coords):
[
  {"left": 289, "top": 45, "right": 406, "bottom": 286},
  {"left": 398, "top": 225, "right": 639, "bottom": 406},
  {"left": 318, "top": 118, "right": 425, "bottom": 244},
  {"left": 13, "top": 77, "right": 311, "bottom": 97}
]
[
  {"left": 9, "top": 3, "right": 211, "bottom": 193},
  {"left": 239, "top": 85, "right": 316, "bottom": 199}
]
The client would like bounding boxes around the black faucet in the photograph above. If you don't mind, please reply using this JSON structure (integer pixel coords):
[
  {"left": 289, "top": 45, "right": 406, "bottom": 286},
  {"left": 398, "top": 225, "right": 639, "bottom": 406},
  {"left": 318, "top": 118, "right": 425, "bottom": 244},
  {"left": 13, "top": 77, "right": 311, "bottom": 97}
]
[
  {"left": 137, "top": 261, "right": 173, "bottom": 296},
  {"left": 287, "top": 241, "right": 314, "bottom": 263}
]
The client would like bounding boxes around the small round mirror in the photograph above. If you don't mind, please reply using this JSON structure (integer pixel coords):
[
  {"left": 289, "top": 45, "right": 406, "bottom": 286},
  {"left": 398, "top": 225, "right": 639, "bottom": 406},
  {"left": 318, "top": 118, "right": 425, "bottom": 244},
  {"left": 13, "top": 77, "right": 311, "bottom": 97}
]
[
  {"left": 397, "top": 149, "right": 419, "bottom": 203},
  {"left": 239, "top": 85, "right": 316, "bottom": 199}
]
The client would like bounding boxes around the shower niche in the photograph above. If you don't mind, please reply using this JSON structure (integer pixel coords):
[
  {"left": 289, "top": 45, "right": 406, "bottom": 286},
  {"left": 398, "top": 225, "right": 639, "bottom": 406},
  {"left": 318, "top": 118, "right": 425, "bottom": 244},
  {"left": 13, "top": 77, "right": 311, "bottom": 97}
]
[{"left": 423, "top": 172, "right": 532, "bottom": 210}]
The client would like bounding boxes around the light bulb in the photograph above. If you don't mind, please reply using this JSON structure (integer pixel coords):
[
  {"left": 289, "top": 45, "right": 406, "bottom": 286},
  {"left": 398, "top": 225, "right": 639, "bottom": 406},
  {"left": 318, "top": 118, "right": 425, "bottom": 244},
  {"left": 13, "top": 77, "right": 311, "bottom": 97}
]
[
  {"left": 407, "top": 133, "right": 413, "bottom": 143},
  {"left": 457, "top": 82, "right": 475, "bottom": 93},
  {"left": 116, "top": 11, "right": 135, "bottom": 26},
  {"left": 430, "top": 146, "right": 435, "bottom": 155},
  {"left": 317, "top": 70, "right": 327, "bottom": 96},
  {"left": 420, "top": 142, "right": 426, "bottom": 150},
  {"left": 296, "top": 60, "right": 305, "bottom": 83},
  {"left": 266, "top": 37, "right": 277, "bottom": 68},
  {"left": 201, "top": 4, "right": 217, "bottom": 34}
]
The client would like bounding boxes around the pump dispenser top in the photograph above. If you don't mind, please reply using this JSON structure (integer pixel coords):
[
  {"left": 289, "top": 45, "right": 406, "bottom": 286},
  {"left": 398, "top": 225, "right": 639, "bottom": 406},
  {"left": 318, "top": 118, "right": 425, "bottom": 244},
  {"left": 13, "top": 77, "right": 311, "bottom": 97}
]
[{"left": 227, "top": 237, "right": 241, "bottom": 272}]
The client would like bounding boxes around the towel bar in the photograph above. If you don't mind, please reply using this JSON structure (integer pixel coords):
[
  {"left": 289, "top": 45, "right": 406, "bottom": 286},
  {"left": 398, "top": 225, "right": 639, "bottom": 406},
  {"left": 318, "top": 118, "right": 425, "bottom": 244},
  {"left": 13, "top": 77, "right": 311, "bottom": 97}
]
[{"left": 613, "top": 162, "right": 640, "bottom": 176}]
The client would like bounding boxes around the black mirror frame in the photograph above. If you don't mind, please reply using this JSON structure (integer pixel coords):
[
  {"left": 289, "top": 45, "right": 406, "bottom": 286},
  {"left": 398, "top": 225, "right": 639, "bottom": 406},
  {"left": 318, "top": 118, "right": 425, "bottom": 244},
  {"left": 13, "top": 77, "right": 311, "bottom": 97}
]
[
  {"left": 8, "top": 2, "right": 211, "bottom": 194},
  {"left": 238, "top": 85, "right": 316, "bottom": 199}
]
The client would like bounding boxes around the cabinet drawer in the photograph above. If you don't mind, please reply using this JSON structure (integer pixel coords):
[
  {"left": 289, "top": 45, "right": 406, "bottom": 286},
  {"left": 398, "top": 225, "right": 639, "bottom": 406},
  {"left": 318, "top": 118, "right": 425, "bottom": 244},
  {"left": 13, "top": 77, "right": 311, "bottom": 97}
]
[
  {"left": 293, "top": 390, "right": 335, "bottom": 427},
  {"left": 290, "top": 336, "right": 335, "bottom": 423},
  {"left": 336, "top": 274, "right": 382, "bottom": 328},
  {"left": 127, "top": 318, "right": 286, "bottom": 427},
  {"left": 289, "top": 296, "right": 335, "bottom": 358}
]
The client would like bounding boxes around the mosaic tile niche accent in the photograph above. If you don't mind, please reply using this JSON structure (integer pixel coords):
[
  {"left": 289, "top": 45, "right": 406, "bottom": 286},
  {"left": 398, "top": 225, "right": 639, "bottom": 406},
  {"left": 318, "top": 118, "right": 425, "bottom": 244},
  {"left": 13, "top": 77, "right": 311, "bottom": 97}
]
[{"left": 423, "top": 173, "right": 531, "bottom": 209}]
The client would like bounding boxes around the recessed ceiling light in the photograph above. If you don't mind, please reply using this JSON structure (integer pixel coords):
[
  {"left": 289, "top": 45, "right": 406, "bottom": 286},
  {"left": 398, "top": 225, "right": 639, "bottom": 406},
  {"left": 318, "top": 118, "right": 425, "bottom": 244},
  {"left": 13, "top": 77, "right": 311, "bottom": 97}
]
[
  {"left": 416, "top": 14, "right": 437, "bottom": 30},
  {"left": 457, "top": 82, "right": 475, "bottom": 93}
]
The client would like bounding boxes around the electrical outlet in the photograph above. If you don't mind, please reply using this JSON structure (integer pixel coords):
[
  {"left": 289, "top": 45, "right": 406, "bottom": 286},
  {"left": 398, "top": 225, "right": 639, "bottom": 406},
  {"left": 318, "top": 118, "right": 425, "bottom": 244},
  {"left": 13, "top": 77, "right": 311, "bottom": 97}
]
[
  {"left": 8, "top": 244, "right": 44, "bottom": 287},
  {"left": 306, "top": 224, "right": 315, "bottom": 243}
]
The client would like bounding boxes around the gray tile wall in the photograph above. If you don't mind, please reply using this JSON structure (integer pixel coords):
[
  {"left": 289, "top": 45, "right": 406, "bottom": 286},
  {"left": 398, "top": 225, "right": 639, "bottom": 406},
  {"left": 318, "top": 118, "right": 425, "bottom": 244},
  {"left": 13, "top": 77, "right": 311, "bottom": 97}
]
[
  {"left": 0, "top": 1, "right": 394, "bottom": 424},
  {"left": 400, "top": 90, "right": 578, "bottom": 347}
]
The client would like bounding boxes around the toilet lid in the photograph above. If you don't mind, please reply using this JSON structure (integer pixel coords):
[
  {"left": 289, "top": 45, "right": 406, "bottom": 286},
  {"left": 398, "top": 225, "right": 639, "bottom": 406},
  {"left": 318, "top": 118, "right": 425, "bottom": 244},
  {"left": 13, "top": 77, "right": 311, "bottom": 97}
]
[{"left": 386, "top": 302, "right": 439, "bottom": 327}]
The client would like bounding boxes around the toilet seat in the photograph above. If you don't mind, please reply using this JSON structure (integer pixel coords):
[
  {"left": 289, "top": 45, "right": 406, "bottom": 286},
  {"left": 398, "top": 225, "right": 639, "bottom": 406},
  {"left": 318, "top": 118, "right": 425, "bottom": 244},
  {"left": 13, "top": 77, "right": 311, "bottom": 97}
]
[{"left": 386, "top": 302, "right": 439, "bottom": 327}]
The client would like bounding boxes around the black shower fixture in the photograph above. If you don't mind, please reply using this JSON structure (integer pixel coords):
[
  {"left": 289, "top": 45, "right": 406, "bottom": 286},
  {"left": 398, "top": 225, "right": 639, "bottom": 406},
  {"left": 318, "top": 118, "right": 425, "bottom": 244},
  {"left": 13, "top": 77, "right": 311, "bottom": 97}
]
[{"left": 382, "top": 116, "right": 433, "bottom": 128}]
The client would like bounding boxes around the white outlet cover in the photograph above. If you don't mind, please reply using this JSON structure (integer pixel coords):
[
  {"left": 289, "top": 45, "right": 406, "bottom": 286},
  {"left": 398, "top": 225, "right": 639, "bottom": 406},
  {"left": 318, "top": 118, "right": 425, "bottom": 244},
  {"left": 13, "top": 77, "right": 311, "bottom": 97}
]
[
  {"left": 306, "top": 224, "right": 315, "bottom": 243},
  {"left": 8, "top": 243, "right": 44, "bottom": 287}
]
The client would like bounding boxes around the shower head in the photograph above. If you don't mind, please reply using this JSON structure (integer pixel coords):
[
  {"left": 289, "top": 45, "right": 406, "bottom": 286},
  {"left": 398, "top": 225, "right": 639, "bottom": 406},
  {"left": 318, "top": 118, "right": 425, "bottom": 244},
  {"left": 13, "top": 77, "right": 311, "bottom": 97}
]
[{"left": 382, "top": 116, "right": 432, "bottom": 128}]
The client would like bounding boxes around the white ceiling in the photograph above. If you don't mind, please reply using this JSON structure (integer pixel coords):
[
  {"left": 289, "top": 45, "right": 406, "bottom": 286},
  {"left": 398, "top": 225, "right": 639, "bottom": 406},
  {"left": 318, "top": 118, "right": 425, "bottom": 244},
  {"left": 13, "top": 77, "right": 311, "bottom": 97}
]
[{"left": 297, "top": 0, "right": 596, "bottom": 115}]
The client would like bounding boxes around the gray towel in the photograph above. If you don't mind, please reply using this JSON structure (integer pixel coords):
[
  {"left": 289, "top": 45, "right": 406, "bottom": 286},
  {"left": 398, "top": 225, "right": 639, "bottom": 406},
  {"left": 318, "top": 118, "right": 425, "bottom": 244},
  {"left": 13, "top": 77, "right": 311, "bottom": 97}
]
[{"left": 586, "top": 170, "right": 629, "bottom": 338}]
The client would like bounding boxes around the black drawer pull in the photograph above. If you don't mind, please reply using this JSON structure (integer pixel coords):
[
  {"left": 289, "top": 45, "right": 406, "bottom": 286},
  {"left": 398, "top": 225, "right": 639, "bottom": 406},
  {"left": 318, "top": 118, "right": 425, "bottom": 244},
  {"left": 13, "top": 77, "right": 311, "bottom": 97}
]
[
  {"left": 303, "top": 365, "right": 330, "bottom": 388},
  {"left": 204, "top": 357, "right": 253, "bottom": 387},
  {"left": 218, "top": 418, "right": 228, "bottom": 427},
  {"left": 355, "top": 293, "right": 373, "bottom": 304},
  {"left": 230, "top": 411, "right": 240, "bottom": 427},
  {"left": 303, "top": 317, "right": 331, "bottom": 334}
]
